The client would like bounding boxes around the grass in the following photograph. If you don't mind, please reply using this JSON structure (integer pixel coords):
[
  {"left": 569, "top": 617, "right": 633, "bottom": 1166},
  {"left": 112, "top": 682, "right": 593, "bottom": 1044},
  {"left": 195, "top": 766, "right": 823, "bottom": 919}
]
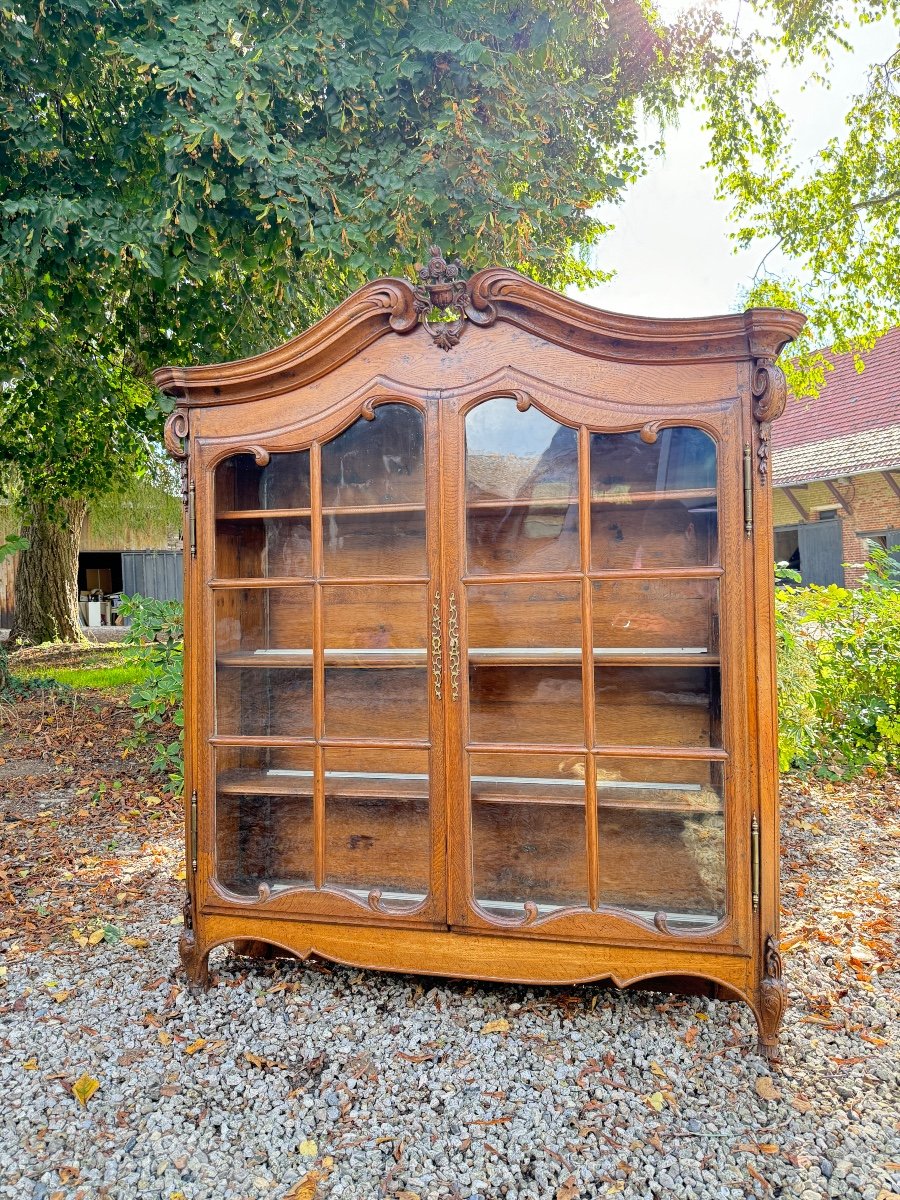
[
  {"left": 15, "top": 663, "right": 150, "bottom": 690},
  {"left": 8, "top": 642, "right": 150, "bottom": 692}
]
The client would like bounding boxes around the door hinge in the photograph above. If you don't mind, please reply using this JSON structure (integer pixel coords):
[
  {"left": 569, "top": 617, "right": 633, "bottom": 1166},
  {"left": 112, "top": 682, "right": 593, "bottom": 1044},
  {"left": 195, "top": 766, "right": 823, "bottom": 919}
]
[
  {"left": 190, "top": 790, "right": 198, "bottom": 874},
  {"left": 743, "top": 445, "right": 753, "bottom": 536},
  {"left": 751, "top": 813, "right": 760, "bottom": 912},
  {"left": 188, "top": 480, "right": 197, "bottom": 558}
]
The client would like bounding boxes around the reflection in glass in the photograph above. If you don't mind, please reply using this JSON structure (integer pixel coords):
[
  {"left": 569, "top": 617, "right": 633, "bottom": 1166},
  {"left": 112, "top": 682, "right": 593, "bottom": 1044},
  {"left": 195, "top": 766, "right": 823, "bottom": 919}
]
[
  {"left": 590, "top": 428, "right": 718, "bottom": 571},
  {"left": 595, "top": 666, "right": 721, "bottom": 747},
  {"left": 216, "top": 747, "right": 315, "bottom": 896},
  {"left": 322, "top": 404, "right": 426, "bottom": 576},
  {"left": 597, "top": 757, "right": 725, "bottom": 928},
  {"left": 324, "top": 748, "right": 429, "bottom": 910},
  {"left": 215, "top": 451, "right": 311, "bottom": 513},
  {"left": 593, "top": 579, "right": 719, "bottom": 655},
  {"left": 466, "top": 398, "right": 579, "bottom": 574},
  {"left": 590, "top": 427, "right": 716, "bottom": 497},
  {"left": 471, "top": 753, "right": 588, "bottom": 916}
]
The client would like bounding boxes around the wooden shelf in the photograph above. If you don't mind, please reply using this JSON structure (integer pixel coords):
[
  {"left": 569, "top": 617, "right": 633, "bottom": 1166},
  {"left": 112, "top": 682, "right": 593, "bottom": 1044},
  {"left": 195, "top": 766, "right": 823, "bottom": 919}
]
[
  {"left": 218, "top": 768, "right": 429, "bottom": 800},
  {"left": 472, "top": 775, "right": 721, "bottom": 813},
  {"left": 217, "top": 649, "right": 427, "bottom": 669},
  {"left": 217, "top": 501, "right": 424, "bottom": 520},
  {"left": 217, "top": 768, "right": 721, "bottom": 814},
  {"left": 470, "top": 647, "right": 717, "bottom": 667},
  {"left": 217, "top": 489, "right": 717, "bottom": 522}
]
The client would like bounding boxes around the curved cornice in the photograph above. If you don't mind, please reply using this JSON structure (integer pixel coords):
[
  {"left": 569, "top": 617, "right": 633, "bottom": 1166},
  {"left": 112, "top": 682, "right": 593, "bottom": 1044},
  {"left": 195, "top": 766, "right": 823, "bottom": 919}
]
[{"left": 152, "top": 265, "right": 806, "bottom": 406}]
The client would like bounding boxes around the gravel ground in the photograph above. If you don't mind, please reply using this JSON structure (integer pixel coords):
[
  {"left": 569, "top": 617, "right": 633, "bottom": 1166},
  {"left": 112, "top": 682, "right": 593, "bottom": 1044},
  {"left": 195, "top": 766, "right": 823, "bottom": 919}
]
[{"left": 1, "top": 766, "right": 898, "bottom": 1200}]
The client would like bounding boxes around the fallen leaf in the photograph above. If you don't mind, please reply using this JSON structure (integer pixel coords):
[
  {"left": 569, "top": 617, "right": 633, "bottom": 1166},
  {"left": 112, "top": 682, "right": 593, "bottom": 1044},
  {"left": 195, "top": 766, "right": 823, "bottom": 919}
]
[
  {"left": 556, "top": 1177, "right": 579, "bottom": 1200},
  {"left": 58, "top": 1166, "right": 80, "bottom": 1183},
  {"left": 285, "top": 1170, "right": 327, "bottom": 1200},
  {"left": 746, "top": 1162, "right": 770, "bottom": 1189},
  {"left": 649, "top": 1061, "right": 667, "bottom": 1078},
  {"left": 684, "top": 1025, "right": 699, "bottom": 1046},
  {"left": 298, "top": 1138, "right": 317, "bottom": 1157},
  {"left": 480, "top": 1018, "right": 510, "bottom": 1035},
  {"left": 23, "top": 1057, "right": 38, "bottom": 1071},
  {"left": 123, "top": 936, "right": 149, "bottom": 948},
  {"left": 52, "top": 989, "right": 72, "bottom": 1004},
  {"left": 790, "top": 1095, "right": 813, "bottom": 1113},
  {"left": 88, "top": 929, "right": 105, "bottom": 945},
  {"left": 72, "top": 1074, "right": 100, "bottom": 1106},
  {"left": 157, "top": 1030, "right": 172, "bottom": 1047},
  {"left": 754, "top": 1076, "right": 782, "bottom": 1102},
  {"left": 644, "top": 1091, "right": 665, "bottom": 1112},
  {"left": 184, "top": 1038, "right": 206, "bottom": 1055}
]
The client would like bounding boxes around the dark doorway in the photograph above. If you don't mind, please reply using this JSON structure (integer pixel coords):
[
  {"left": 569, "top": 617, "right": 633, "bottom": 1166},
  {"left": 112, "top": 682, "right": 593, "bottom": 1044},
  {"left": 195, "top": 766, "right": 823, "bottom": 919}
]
[{"left": 77, "top": 552, "right": 123, "bottom": 596}]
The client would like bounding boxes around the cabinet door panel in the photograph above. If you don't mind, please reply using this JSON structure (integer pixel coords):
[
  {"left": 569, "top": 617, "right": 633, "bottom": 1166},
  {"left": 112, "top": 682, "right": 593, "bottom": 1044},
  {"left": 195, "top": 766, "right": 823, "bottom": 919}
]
[
  {"left": 446, "top": 397, "right": 749, "bottom": 949},
  {"left": 207, "top": 400, "right": 445, "bottom": 923}
]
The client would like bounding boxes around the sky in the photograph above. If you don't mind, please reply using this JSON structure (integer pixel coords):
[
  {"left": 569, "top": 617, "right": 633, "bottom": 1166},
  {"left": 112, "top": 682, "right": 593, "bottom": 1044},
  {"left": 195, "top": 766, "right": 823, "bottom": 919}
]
[{"left": 572, "top": 8, "right": 893, "bottom": 319}]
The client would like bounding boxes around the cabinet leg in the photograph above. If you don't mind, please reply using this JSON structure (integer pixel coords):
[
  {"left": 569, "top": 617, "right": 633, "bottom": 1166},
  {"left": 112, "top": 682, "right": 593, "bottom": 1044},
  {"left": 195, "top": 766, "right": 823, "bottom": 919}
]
[
  {"left": 179, "top": 928, "right": 210, "bottom": 989},
  {"left": 755, "top": 933, "right": 787, "bottom": 1061}
]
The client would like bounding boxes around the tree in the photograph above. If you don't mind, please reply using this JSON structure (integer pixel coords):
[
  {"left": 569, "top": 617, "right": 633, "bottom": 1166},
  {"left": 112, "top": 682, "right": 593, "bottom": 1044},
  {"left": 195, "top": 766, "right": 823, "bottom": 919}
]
[
  {"left": 696, "top": 0, "right": 900, "bottom": 395},
  {"left": 1, "top": 0, "right": 688, "bottom": 643}
]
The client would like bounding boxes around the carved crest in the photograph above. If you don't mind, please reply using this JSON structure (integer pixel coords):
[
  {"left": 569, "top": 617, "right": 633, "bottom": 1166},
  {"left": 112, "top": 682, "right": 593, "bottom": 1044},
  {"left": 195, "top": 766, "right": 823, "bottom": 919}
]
[{"left": 413, "top": 245, "right": 470, "bottom": 350}]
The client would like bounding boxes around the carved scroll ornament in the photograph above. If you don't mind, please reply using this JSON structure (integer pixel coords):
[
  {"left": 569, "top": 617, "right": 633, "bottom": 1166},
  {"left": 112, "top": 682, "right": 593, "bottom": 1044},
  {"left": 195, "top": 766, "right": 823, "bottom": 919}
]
[
  {"left": 751, "top": 357, "right": 787, "bottom": 483},
  {"left": 758, "top": 934, "right": 787, "bottom": 1057}
]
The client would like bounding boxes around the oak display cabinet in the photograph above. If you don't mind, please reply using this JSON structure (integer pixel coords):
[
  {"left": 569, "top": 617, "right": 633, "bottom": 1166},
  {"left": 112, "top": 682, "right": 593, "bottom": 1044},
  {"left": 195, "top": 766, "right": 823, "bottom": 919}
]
[{"left": 156, "top": 251, "right": 804, "bottom": 1057}]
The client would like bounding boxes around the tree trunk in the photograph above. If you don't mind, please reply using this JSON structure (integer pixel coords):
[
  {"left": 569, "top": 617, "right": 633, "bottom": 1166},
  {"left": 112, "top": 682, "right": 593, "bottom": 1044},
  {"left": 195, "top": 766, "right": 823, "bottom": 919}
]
[{"left": 9, "top": 498, "right": 88, "bottom": 646}]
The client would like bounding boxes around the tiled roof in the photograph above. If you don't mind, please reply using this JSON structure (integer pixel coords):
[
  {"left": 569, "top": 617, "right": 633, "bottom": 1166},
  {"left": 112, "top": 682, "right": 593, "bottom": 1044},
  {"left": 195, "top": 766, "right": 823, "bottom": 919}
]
[
  {"left": 774, "top": 326, "right": 900, "bottom": 451},
  {"left": 772, "top": 425, "right": 900, "bottom": 487},
  {"left": 771, "top": 326, "right": 900, "bottom": 484}
]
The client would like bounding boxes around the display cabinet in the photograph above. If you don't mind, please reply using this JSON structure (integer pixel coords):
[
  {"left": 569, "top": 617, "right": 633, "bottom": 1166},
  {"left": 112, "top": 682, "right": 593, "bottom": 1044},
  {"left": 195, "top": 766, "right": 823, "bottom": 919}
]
[{"left": 155, "top": 250, "right": 804, "bottom": 1056}]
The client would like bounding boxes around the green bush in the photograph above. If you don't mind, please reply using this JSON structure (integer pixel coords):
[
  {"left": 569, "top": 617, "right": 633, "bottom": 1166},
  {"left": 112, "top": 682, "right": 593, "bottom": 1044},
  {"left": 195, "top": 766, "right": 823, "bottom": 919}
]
[
  {"left": 119, "top": 594, "right": 184, "bottom": 792},
  {"left": 775, "top": 549, "right": 900, "bottom": 777}
]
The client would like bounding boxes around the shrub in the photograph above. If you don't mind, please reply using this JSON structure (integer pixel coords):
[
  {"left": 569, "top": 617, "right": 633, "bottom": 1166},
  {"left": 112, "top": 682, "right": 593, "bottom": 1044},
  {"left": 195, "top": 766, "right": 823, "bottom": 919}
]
[
  {"left": 119, "top": 594, "right": 184, "bottom": 792},
  {"left": 775, "top": 551, "right": 900, "bottom": 777}
]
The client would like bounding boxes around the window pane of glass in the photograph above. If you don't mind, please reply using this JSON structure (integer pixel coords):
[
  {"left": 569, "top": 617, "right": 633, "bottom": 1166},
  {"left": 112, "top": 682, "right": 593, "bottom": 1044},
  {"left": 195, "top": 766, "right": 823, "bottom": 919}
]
[
  {"left": 322, "top": 405, "right": 426, "bottom": 576},
  {"left": 590, "top": 428, "right": 718, "bottom": 570},
  {"left": 215, "top": 451, "right": 311, "bottom": 512},
  {"left": 324, "top": 748, "right": 430, "bottom": 911},
  {"left": 466, "top": 398, "right": 579, "bottom": 575},
  {"left": 471, "top": 752, "right": 588, "bottom": 917},
  {"left": 216, "top": 747, "right": 315, "bottom": 897},
  {"left": 466, "top": 581, "right": 584, "bottom": 745},
  {"left": 595, "top": 666, "right": 721, "bottom": 748},
  {"left": 215, "top": 452, "right": 313, "bottom": 580},
  {"left": 215, "top": 588, "right": 313, "bottom": 737},
  {"left": 593, "top": 579, "right": 719, "bottom": 655},
  {"left": 596, "top": 757, "right": 725, "bottom": 929}
]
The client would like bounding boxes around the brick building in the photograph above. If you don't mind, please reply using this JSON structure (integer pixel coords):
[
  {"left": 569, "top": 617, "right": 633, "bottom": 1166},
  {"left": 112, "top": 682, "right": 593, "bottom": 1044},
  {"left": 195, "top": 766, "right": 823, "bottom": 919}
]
[{"left": 771, "top": 328, "right": 900, "bottom": 587}]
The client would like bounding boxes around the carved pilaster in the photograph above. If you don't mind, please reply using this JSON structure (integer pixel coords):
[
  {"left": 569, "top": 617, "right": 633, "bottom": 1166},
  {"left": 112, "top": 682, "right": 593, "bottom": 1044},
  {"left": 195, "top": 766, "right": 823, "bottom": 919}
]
[
  {"left": 178, "top": 889, "right": 209, "bottom": 988},
  {"left": 751, "top": 357, "right": 787, "bottom": 483}
]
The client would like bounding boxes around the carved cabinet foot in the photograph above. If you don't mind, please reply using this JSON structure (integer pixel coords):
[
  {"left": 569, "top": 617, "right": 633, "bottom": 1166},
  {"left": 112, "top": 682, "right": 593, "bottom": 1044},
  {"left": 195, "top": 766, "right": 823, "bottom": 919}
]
[
  {"left": 755, "top": 934, "right": 787, "bottom": 1060},
  {"left": 179, "top": 929, "right": 210, "bottom": 989}
]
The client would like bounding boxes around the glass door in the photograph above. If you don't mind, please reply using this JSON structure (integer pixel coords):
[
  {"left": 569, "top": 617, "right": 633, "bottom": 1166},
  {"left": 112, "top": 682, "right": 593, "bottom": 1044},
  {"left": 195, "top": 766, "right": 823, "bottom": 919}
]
[
  {"left": 207, "top": 400, "right": 444, "bottom": 922},
  {"left": 450, "top": 395, "right": 736, "bottom": 940}
]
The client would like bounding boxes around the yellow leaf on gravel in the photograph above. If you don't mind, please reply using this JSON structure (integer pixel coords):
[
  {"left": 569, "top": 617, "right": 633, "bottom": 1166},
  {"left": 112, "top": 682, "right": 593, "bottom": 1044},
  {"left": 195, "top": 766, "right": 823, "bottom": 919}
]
[
  {"left": 72, "top": 1074, "right": 100, "bottom": 1106},
  {"left": 52, "top": 990, "right": 72, "bottom": 1004},
  {"left": 480, "top": 1018, "right": 510, "bottom": 1035},
  {"left": 298, "top": 1139, "right": 317, "bottom": 1157},
  {"left": 644, "top": 1091, "right": 665, "bottom": 1112},
  {"left": 285, "top": 1168, "right": 327, "bottom": 1198},
  {"left": 23, "top": 1057, "right": 38, "bottom": 1070},
  {"left": 123, "top": 936, "right": 149, "bottom": 948},
  {"left": 649, "top": 1061, "right": 667, "bottom": 1078},
  {"left": 184, "top": 1038, "right": 206, "bottom": 1056},
  {"left": 556, "top": 1177, "right": 580, "bottom": 1200},
  {"left": 88, "top": 929, "right": 105, "bottom": 946},
  {"left": 157, "top": 1031, "right": 173, "bottom": 1047},
  {"left": 754, "top": 1076, "right": 782, "bottom": 1102}
]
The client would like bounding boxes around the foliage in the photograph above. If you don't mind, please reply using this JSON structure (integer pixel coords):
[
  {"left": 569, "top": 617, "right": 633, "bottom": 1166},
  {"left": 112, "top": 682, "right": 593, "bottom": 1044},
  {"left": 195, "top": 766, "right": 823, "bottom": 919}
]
[
  {"left": 775, "top": 555, "right": 900, "bottom": 776},
  {"left": 694, "top": 0, "right": 900, "bottom": 393},
  {"left": 119, "top": 594, "right": 184, "bottom": 792},
  {"left": 0, "top": 0, "right": 689, "bottom": 521}
]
